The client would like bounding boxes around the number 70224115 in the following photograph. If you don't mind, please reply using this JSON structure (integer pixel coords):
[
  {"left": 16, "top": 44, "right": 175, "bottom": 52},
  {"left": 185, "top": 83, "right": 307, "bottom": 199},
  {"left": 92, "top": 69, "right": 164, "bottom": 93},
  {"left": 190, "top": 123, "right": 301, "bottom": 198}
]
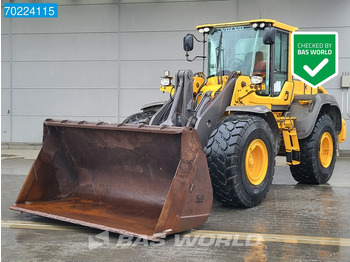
[{"left": 4, "top": 3, "right": 58, "bottom": 18}]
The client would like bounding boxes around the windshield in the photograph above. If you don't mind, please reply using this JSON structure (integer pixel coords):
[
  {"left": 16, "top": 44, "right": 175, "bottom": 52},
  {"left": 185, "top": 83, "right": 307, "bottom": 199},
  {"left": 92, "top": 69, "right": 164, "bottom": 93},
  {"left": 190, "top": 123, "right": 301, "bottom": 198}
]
[{"left": 207, "top": 26, "right": 269, "bottom": 82}]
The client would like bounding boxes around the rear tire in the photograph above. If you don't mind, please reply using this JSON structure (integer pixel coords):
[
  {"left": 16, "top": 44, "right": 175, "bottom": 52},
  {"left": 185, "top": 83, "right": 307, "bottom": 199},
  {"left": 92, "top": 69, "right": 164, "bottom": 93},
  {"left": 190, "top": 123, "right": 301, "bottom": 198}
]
[
  {"left": 205, "top": 115, "right": 275, "bottom": 207},
  {"left": 290, "top": 114, "right": 336, "bottom": 184},
  {"left": 122, "top": 110, "right": 157, "bottom": 125}
]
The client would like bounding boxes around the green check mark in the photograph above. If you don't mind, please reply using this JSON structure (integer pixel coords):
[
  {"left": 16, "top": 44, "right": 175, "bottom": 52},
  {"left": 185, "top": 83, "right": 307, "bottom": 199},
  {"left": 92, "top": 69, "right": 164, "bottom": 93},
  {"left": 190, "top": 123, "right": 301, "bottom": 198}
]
[{"left": 303, "top": 58, "right": 329, "bottom": 77}]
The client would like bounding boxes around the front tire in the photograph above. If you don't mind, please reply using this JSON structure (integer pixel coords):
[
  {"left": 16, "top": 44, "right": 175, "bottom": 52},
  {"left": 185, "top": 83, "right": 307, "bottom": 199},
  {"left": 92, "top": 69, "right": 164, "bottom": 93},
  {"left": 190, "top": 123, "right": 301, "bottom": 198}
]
[
  {"left": 122, "top": 110, "right": 157, "bottom": 125},
  {"left": 290, "top": 114, "right": 336, "bottom": 184},
  {"left": 206, "top": 115, "right": 275, "bottom": 207}
]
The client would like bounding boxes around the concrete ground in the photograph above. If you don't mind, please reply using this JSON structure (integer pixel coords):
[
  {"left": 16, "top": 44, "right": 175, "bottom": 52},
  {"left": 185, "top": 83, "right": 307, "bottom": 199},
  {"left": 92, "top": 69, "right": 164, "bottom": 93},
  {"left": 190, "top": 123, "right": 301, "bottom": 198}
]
[{"left": 1, "top": 149, "right": 350, "bottom": 261}]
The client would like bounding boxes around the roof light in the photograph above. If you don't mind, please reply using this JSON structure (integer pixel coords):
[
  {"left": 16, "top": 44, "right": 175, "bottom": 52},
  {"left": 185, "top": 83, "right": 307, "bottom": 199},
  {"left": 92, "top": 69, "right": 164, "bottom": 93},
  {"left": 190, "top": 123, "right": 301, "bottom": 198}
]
[
  {"left": 252, "top": 23, "right": 259, "bottom": 29},
  {"left": 198, "top": 27, "right": 210, "bottom": 34}
]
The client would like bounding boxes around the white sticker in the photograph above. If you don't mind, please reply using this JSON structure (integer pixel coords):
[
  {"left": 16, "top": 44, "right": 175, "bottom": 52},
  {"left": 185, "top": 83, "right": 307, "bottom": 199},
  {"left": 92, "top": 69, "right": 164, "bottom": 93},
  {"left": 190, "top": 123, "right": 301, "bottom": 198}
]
[{"left": 274, "top": 81, "right": 282, "bottom": 92}]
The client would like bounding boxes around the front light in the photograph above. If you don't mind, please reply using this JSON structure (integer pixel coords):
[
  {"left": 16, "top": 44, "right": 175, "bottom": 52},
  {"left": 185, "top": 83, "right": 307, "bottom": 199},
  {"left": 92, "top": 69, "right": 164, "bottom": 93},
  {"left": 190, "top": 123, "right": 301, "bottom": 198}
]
[
  {"left": 251, "top": 76, "right": 263, "bottom": 85},
  {"left": 161, "top": 78, "right": 170, "bottom": 86}
]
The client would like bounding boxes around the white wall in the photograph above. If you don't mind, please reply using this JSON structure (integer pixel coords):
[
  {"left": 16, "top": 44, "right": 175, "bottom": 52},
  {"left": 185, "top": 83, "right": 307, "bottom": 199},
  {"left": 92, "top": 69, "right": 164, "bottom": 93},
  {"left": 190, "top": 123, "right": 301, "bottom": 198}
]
[{"left": 1, "top": 0, "right": 350, "bottom": 150}]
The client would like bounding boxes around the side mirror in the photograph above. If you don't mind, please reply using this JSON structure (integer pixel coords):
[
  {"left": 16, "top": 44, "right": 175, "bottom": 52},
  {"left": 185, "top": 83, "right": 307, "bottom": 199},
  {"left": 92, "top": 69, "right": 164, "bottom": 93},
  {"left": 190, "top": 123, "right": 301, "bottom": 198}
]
[
  {"left": 183, "top": 34, "right": 194, "bottom": 52},
  {"left": 263, "top": 27, "right": 276, "bottom": 45}
]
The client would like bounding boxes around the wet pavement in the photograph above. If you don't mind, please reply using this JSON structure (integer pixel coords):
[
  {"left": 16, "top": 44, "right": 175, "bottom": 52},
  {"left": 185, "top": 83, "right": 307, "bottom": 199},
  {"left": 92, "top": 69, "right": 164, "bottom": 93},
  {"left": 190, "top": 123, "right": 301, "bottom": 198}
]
[{"left": 2, "top": 149, "right": 350, "bottom": 261}]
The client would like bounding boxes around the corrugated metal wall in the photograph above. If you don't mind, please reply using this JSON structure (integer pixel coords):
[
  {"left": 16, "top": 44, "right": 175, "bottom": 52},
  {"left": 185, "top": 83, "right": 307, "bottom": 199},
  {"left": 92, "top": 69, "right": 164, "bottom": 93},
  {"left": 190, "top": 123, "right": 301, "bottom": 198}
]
[{"left": 1, "top": 0, "right": 350, "bottom": 150}]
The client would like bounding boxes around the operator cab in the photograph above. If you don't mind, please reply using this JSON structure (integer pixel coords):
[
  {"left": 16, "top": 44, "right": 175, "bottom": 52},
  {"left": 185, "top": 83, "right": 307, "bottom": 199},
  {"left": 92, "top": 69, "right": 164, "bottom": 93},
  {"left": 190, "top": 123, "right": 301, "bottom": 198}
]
[{"left": 185, "top": 20, "right": 293, "bottom": 97}]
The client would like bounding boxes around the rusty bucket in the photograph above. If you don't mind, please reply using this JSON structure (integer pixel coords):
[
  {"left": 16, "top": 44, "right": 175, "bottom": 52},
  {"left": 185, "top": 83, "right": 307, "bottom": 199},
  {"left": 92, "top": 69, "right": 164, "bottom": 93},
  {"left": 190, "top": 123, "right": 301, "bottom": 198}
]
[{"left": 10, "top": 119, "right": 213, "bottom": 240}]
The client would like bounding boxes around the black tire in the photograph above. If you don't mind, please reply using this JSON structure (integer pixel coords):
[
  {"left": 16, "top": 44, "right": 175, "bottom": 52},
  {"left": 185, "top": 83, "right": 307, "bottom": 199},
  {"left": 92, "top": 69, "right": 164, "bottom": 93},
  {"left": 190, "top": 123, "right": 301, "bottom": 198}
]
[
  {"left": 205, "top": 115, "right": 275, "bottom": 208},
  {"left": 290, "top": 114, "right": 336, "bottom": 184},
  {"left": 122, "top": 110, "right": 157, "bottom": 125}
]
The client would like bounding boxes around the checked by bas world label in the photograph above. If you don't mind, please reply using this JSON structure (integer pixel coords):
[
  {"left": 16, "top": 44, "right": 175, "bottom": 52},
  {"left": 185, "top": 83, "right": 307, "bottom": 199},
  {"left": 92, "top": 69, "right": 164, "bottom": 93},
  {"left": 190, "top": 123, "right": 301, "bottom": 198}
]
[{"left": 292, "top": 32, "right": 338, "bottom": 88}]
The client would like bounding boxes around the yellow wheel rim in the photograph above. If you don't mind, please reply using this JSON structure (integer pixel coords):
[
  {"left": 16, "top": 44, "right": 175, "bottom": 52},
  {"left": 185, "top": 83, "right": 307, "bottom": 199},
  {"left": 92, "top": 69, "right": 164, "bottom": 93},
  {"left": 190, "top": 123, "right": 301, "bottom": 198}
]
[
  {"left": 245, "top": 139, "right": 268, "bottom": 186},
  {"left": 319, "top": 132, "right": 333, "bottom": 168}
]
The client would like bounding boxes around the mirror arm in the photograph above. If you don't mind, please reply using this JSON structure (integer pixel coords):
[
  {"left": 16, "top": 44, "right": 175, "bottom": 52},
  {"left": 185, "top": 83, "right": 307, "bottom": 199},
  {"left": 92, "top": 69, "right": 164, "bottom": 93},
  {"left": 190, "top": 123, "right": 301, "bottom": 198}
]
[
  {"left": 186, "top": 53, "right": 206, "bottom": 62},
  {"left": 192, "top": 34, "right": 205, "bottom": 43}
]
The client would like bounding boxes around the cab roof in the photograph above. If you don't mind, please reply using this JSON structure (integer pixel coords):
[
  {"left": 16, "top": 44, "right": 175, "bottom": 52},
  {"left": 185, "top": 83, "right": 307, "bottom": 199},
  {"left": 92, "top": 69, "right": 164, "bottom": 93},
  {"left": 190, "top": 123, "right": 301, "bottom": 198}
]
[{"left": 196, "top": 19, "right": 298, "bottom": 32}]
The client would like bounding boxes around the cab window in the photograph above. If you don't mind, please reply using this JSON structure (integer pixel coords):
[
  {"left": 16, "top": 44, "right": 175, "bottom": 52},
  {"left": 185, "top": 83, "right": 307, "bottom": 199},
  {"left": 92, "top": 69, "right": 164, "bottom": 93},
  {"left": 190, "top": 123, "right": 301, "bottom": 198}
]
[{"left": 273, "top": 30, "right": 289, "bottom": 96}]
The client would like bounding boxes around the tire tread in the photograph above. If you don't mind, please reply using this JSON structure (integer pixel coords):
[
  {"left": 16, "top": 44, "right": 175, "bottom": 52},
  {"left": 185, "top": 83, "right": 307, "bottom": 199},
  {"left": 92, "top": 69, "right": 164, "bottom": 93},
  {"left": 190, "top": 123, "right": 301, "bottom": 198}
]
[
  {"left": 290, "top": 114, "right": 336, "bottom": 184},
  {"left": 206, "top": 115, "right": 275, "bottom": 207}
]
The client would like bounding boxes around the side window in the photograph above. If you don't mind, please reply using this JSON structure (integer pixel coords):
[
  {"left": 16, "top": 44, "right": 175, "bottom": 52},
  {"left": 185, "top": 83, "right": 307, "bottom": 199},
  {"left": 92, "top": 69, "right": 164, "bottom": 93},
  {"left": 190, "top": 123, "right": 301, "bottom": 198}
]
[{"left": 273, "top": 31, "right": 289, "bottom": 96}]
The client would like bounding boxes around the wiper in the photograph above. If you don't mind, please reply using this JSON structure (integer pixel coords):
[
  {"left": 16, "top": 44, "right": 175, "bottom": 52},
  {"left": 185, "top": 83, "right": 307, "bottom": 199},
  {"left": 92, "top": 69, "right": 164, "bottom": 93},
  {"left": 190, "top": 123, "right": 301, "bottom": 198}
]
[{"left": 216, "top": 31, "right": 223, "bottom": 84}]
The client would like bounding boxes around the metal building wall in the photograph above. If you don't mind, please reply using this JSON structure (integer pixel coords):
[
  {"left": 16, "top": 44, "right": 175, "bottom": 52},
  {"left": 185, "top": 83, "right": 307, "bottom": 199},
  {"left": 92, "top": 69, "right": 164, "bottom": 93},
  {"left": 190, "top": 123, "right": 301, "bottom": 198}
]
[
  {"left": 1, "top": 0, "right": 350, "bottom": 150},
  {"left": 2, "top": 1, "right": 120, "bottom": 142}
]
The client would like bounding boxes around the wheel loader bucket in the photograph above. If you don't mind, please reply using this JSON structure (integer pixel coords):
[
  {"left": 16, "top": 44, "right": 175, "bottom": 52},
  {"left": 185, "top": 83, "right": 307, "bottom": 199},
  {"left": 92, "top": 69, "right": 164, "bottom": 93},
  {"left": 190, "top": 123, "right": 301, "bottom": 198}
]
[{"left": 10, "top": 120, "right": 213, "bottom": 240}]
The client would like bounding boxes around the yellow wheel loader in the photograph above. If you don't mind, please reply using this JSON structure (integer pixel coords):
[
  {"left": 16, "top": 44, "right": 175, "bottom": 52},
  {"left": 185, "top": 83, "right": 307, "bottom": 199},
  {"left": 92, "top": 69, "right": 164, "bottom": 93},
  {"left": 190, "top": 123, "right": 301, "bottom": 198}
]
[{"left": 11, "top": 19, "right": 347, "bottom": 241}]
